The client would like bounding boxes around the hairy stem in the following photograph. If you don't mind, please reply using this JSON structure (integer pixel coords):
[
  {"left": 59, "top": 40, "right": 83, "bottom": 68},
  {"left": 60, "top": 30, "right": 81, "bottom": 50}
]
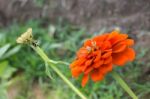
[{"left": 31, "top": 46, "right": 87, "bottom": 99}]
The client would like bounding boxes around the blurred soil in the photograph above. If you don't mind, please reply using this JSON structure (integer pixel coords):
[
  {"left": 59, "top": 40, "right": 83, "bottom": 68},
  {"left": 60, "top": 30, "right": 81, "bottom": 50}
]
[{"left": 0, "top": 0, "right": 150, "bottom": 32}]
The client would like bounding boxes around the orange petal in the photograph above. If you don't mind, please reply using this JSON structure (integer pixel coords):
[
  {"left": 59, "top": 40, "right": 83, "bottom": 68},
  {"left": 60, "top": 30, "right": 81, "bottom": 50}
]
[
  {"left": 124, "top": 48, "right": 135, "bottom": 61},
  {"left": 94, "top": 51, "right": 101, "bottom": 62},
  {"left": 103, "top": 63, "right": 113, "bottom": 72},
  {"left": 107, "top": 31, "right": 119, "bottom": 40},
  {"left": 84, "top": 39, "right": 92, "bottom": 47},
  {"left": 112, "top": 43, "right": 127, "bottom": 53},
  {"left": 101, "top": 41, "right": 111, "bottom": 50},
  {"left": 93, "top": 60, "right": 104, "bottom": 68},
  {"left": 112, "top": 52, "right": 128, "bottom": 66},
  {"left": 71, "top": 67, "right": 82, "bottom": 77},
  {"left": 98, "top": 64, "right": 111, "bottom": 75},
  {"left": 102, "top": 51, "right": 112, "bottom": 59},
  {"left": 112, "top": 48, "right": 135, "bottom": 66},
  {"left": 82, "top": 59, "right": 93, "bottom": 71},
  {"left": 85, "top": 59, "right": 93, "bottom": 67},
  {"left": 91, "top": 69, "right": 104, "bottom": 82},
  {"left": 125, "top": 39, "right": 134, "bottom": 46},
  {"left": 77, "top": 47, "right": 89, "bottom": 58},
  {"left": 81, "top": 74, "right": 89, "bottom": 87},
  {"left": 93, "top": 34, "right": 108, "bottom": 42},
  {"left": 84, "top": 66, "right": 93, "bottom": 74},
  {"left": 104, "top": 56, "right": 112, "bottom": 64},
  {"left": 110, "top": 34, "right": 128, "bottom": 45},
  {"left": 70, "top": 59, "right": 85, "bottom": 68}
]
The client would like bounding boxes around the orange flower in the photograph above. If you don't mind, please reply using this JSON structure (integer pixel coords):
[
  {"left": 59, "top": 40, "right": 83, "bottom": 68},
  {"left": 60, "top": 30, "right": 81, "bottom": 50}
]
[{"left": 70, "top": 30, "right": 135, "bottom": 87}]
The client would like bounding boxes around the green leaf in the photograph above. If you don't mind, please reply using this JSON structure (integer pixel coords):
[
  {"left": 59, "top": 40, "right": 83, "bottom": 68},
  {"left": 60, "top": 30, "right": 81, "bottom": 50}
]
[
  {"left": 2, "top": 45, "right": 21, "bottom": 59},
  {"left": 0, "top": 61, "right": 8, "bottom": 77},
  {"left": 45, "top": 62, "right": 54, "bottom": 80},
  {"left": 2, "top": 66, "right": 16, "bottom": 80},
  {"left": 0, "top": 44, "right": 11, "bottom": 59},
  {"left": 0, "top": 61, "right": 16, "bottom": 79}
]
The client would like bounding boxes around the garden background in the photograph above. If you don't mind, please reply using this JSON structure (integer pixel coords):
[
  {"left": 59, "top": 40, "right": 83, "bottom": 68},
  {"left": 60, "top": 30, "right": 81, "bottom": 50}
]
[{"left": 0, "top": 0, "right": 150, "bottom": 99}]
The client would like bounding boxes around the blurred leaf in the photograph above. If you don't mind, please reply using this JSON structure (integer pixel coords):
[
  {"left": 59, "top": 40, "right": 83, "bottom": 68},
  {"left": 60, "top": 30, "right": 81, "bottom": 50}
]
[
  {"left": 0, "top": 86, "right": 7, "bottom": 99},
  {"left": 2, "top": 45, "right": 21, "bottom": 59},
  {"left": 0, "top": 61, "right": 8, "bottom": 77},
  {"left": 45, "top": 62, "right": 54, "bottom": 80},
  {"left": 2, "top": 66, "right": 16, "bottom": 80},
  {"left": 0, "top": 61, "right": 16, "bottom": 79},
  {"left": 0, "top": 44, "right": 11, "bottom": 59}
]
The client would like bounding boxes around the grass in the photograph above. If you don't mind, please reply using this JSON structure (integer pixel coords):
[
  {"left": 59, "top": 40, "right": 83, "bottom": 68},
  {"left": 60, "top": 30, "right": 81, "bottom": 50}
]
[{"left": 0, "top": 19, "right": 149, "bottom": 99}]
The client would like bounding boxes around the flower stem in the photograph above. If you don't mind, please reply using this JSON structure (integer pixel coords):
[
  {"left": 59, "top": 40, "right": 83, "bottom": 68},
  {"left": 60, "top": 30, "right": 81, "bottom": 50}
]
[
  {"left": 31, "top": 45, "right": 87, "bottom": 99},
  {"left": 112, "top": 71, "right": 138, "bottom": 99}
]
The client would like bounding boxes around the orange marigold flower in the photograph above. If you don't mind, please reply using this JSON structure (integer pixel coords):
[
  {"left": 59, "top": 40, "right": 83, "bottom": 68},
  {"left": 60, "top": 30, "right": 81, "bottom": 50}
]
[{"left": 70, "top": 30, "right": 135, "bottom": 87}]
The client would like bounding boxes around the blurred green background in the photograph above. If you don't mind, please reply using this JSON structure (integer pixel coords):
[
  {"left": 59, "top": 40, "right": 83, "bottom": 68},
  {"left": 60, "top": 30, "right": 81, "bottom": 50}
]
[{"left": 0, "top": 0, "right": 150, "bottom": 99}]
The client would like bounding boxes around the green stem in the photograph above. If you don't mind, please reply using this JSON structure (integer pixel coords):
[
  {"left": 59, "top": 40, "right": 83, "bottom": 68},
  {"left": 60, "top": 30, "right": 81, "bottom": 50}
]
[
  {"left": 112, "top": 71, "right": 138, "bottom": 99},
  {"left": 31, "top": 46, "right": 87, "bottom": 99}
]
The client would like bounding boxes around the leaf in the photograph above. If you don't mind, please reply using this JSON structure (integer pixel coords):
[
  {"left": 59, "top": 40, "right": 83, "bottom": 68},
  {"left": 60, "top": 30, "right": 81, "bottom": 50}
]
[
  {"left": 0, "top": 44, "right": 11, "bottom": 59},
  {"left": 45, "top": 62, "right": 54, "bottom": 80},
  {"left": 2, "top": 66, "right": 16, "bottom": 79},
  {"left": 2, "top": 45, "right": 21, "bottom": 59},
  {"left": 0, "top": 61, "right": 8, "bottom": 77},
  {"left": 0, "top": 61, "right": 16, "bottom": 79}
]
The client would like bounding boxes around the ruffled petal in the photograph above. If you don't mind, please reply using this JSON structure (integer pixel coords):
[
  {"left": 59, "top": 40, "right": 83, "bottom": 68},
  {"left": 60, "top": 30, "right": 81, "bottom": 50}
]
[
  {"left": 84, "top": 39, "right": 92, "bottom": 47},
  {"left": 112, "top": 48, "right": 135, "bottom": 66},
  {"left": 71, "top": 67, "right": 82, "bottom": 77},
  {"left": 93, "top": 60, "right": 104, "bottom": 68},
  {"left": 124, "top": 48, "right": 135, "bottom": 61},
  {"left": 91, "top": 69, "right": 104, "bottom": 82},
  {"left": 93, "top": 34, "right": 108, "bottom": 42},
  {"left": 70, "top": 58, "right": 85, "bottom": 68},
  {"left": 106, "top": 30, "right": 119, "bottom": 40},
  {"left": 94, "top": 51, "right": 101, "bottom": 62},
  {"left": 112, "top": 43, "right": 127, "bottom": 53},
  {"left": 112, "top": 51, "right": 128, "bottom": 66},
  {"left": 77, "top": 47, "right": 89, "bottom": 58},
  {"left": 101, "top": 41, "right": 111, "bottom": 50},
  {"left": 102, "top": 51, "right": 112, "bottom": 58},
  {"left": 84, "top": 66, "right": 93, "bottom": 74},
  {"left": 110, "top": 34, "right": 128, "bottom": 45},
  {"left": 81, "top": 74, "right": 89, "bottom": 87},
  {"left": 98, "top": 63, "right": 112, "bottom": 75},
  {"left": 125, "top": 39, "right": 134, "bottom": 46},
  {"left": 104, "top": 56, "right": 112, "bottom": 64}
]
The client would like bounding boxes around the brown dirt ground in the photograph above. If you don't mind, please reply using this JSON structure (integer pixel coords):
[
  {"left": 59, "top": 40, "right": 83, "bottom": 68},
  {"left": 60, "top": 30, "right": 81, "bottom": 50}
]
[{"left": 0, "top": 0, "right": 150, "bottom": 32}]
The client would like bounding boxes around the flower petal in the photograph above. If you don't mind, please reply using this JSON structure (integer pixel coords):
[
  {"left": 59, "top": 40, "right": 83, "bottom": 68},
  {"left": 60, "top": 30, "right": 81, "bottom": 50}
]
[
  {"left": 77, "top": 47, "right": 89, "bottom": 58},
  {"left": 112, "top": 52, "right": 128, "bottom": 66},
  {"left": 84, "top": 66, "right": 93, "bottom": 74},
  {"left": 112, "top": 43, "right": 127, "bottom": 53},
  {"left": 93, "top": 34, "right": 108, "bottom": 42},
  {"left": 102, "top": 51, "right": 112, "bottom": 59},
  {"left": 84, "top": 39, "right": 92, "bottom": 47},
  {"left": 70, "top": 58, "right": 85, "bottom": 68},
  {"left": 93, "top": 60, "right": 104, "bottom": 68},
  {"left": 81, "top": 74, "right": 89, "bottom": 87},
  {"left": 104, "top": 56, "right": 112, "bottom": 64},
  {"left": 94, "top": 51, "right": 101, "bottom": 62},
  {"left": 98, "top": 63, "right": 112, "bottom": 75},
  {"left": 91, "top": 69, "right": 104, "bottom": 82},
  {"left": 125, "top": 39, "right": 134, "bottom": 46},
  {"left": 110, "top": 34, "right": 128, "bottom": 45},
  {"left": 71, "top": 67, "right": 82, "bottom": 77},
  {"left": 101, "top": 41, "right": 111, "bottom": 50},
  {"left": 124, "top": 48, "right": 135, "bottom": 61}
]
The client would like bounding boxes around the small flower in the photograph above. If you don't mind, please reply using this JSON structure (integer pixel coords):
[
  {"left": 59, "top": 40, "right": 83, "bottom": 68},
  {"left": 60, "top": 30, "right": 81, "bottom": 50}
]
[
  {"left": 70, "top": 30, "right": 135, "bottom": 87},
  {"left": 16, "top": 28, "right": 33, "bottom": 44}
]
